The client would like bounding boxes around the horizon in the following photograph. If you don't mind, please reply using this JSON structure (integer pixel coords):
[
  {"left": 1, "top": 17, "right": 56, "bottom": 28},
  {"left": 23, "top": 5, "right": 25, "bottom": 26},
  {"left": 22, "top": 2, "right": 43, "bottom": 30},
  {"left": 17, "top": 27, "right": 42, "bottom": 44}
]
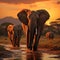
[{"left": 0, "top": 0, "right": 60, "bottom": 25}]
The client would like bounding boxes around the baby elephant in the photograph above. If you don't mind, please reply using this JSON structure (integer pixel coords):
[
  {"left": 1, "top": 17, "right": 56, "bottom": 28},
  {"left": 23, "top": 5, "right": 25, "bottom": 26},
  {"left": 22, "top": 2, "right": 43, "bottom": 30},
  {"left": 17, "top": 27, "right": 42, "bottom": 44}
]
[
  {"left": 7, "top": 24, "right": 23, "bottom": 47},
  {"left": 46, "top": 31, "right": 54, "bottom": 40}
]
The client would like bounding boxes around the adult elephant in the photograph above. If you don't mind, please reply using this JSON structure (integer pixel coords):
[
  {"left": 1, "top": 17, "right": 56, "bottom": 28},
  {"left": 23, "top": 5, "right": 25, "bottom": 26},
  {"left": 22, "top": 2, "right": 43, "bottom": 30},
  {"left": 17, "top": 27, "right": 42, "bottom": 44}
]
[
  {"left": 17, "top": 9, "right": 50, "bottom": 51},
  {"left": 7, "top": 24, "right": 22, "bottom": 47}
]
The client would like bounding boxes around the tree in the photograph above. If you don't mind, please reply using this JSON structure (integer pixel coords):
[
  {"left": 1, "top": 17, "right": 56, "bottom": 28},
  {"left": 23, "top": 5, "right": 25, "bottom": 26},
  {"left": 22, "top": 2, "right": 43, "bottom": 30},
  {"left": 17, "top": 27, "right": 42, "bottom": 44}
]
[{"left": 50, "top": 21, "right": 60, "bottom": 35}]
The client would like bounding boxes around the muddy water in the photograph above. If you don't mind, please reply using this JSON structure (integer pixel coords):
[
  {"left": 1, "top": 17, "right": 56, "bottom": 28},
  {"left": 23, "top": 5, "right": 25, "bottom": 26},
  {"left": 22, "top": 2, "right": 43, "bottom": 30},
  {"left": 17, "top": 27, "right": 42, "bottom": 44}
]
[{"left": 0, "top": 44, "right": 60, "bottom": 60}]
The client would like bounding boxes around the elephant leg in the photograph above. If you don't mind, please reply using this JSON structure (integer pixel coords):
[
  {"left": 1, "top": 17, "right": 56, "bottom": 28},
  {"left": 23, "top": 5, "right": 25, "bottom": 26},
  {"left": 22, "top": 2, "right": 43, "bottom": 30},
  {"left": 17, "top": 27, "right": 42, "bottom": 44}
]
[
  {"left": 17, "top": 37, "right": 20, "bottom": 47},
  {"left": 8, "top": 32, "right": 13, "bottom": 46},
  {"left": 13, "top": 35, "right": 17, "bottom": 47},
  {"left": 28, "top": 26, "right": 35, "bottom": 50},
  {"left": 13, "top": 39, "right": 16, "bottom": 47},
  {"left": 17, "top": 31, "right": 22, "bottom": 47},
  {"left": 16, "top": 37, "right": 20, "bottom": 47},
  {"left": 10, "top": 39, "right": 14, "bottom": 46},
  {"left": 33, "top": 27, "right": 43, "bottom": 51},
  {"left": 27, "top": 26, "right": 30, "bottom": 48},
  {"left": 10, "top": 35, "right": 15, "bottom": 47}
]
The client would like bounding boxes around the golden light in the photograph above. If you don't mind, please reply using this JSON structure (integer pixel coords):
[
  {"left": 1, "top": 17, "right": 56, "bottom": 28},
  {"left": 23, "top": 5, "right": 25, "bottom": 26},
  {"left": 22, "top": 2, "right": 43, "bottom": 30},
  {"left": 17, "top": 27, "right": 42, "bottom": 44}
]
[{"left": 0, "top": 0, "right": 60, "bottom": 25}]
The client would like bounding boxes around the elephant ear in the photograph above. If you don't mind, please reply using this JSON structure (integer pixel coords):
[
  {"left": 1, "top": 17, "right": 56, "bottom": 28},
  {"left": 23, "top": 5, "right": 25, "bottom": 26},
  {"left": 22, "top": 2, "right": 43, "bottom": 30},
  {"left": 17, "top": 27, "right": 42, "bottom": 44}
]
[
  {"left": 17, "top": 9, "right": 29, "bottom": 25},
  {"left": 7, "top": 25, "right": 14, "bottom": 32},
  {"left": 37, "top": 9, "right": 50, "bottom": 24}
]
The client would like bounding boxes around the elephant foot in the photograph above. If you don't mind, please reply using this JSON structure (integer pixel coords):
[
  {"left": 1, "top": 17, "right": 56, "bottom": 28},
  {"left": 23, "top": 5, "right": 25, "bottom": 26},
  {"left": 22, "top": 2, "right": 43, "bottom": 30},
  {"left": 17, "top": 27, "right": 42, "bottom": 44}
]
[
  {"left": 10, "top": 47, "right": 17, "bottom": 49},
  {"left": 33, "top": 46, "right": 37, "bottom": 51},
  {"left": 10, "top": 46, "right": 20, "bottom": 50},
  {"left": 16, "top": 44, "right": 20, "bottom": 47},
  {"left": 27, "top": 45, "right": 32, "bottom": 50},
  {"left": 26, "top": 48, "right": 32, "bottom": 52},
  {"left": 33, "top": 48, "right": 37, "bottom": 51},
  {"left": 13, "top": 45, "right": 16, "bottom": 47}
]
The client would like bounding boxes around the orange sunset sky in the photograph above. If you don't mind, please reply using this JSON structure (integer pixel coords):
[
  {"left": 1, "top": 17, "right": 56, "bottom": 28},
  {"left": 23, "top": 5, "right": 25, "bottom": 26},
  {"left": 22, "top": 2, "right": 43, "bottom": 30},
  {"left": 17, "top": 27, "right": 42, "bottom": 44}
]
[{"left": 0, "top": 0, "right": 60, "bottom": 25}]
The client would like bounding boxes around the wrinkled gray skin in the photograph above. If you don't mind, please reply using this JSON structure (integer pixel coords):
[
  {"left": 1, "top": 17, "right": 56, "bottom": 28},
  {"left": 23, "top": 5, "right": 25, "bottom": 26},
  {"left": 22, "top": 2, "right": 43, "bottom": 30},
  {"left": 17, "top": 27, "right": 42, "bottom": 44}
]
[
  {"left": 13, "top": 25, "right": 23, "bottom": 47},
  {"left": 17, "top": 9, "right": 50, "bottom": 51}
]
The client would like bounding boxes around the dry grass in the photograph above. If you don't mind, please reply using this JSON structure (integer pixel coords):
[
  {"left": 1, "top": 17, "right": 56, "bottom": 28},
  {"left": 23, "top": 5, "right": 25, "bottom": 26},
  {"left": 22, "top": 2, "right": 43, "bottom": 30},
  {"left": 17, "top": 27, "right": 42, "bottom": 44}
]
[{"left": 38, "top": 35, "right": 60, "bottom": 49}]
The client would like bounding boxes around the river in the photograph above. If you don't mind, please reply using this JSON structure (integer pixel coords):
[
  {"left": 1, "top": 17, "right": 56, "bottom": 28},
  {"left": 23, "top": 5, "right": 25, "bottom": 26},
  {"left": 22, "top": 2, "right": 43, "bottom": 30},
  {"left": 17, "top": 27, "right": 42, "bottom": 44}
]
[{"left": 0, "top": 44, "right": 60, "bottom": 60}]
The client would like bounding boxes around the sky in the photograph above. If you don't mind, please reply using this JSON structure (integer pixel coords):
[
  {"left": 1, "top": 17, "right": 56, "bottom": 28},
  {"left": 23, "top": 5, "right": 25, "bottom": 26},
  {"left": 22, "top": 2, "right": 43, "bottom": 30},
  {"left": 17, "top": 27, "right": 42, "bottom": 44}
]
[{"left": 0, "top": 0, "right": 60, "bottom": 25}]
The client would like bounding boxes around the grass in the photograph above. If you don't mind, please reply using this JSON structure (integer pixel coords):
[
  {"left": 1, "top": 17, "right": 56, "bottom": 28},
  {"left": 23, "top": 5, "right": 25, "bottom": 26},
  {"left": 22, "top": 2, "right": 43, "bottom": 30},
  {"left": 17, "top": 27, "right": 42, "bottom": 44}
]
[
  {"left": 38, "top": 35, "right": 60, "bottom": 49},
  {"left": 0, "top": 35, "right": 60, "bottom": 49}
]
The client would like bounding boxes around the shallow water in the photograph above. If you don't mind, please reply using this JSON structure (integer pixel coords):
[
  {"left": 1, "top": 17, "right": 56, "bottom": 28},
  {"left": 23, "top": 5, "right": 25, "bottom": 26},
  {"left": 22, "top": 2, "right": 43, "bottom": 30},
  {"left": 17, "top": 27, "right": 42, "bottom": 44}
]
[{"left": 0, "top": 44, "right": 60, "bottom": 60}]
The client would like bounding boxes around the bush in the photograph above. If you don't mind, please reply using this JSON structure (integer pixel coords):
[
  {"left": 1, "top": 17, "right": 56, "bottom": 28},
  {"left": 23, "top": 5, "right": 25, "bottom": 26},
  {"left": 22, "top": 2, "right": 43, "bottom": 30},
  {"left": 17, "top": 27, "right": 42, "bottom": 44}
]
[{"left": 0, "top": 45, "right": 5, "bottom": 51}]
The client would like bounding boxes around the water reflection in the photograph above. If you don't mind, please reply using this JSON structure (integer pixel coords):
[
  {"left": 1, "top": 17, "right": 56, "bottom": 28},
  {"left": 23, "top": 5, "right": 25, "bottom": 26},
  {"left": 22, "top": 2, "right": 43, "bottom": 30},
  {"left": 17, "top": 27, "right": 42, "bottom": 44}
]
[
  {"left": 26, "top": 51, "right": 42, "bottom": 60},
  {"left": 0, "top": 44, "right": 60, "bottom": 60},
  {"left": 2, "top": 51, "right": 60, "bottom": 60},
  {"left": 50, "top": 54, "right": 60, "bottom": 58},
  {"left": 42, "top": 53, "right": 60, "bottom": 60},
  {"left": 3, "top": 49, "right": 22, "bottom": 60}
]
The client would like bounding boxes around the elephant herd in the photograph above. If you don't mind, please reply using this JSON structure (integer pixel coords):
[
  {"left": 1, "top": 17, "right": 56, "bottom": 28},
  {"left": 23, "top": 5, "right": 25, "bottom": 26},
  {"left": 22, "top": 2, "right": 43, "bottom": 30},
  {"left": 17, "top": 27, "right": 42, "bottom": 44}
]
[{"left": 7, "top": 9, "right": 50, "bottom": 51}]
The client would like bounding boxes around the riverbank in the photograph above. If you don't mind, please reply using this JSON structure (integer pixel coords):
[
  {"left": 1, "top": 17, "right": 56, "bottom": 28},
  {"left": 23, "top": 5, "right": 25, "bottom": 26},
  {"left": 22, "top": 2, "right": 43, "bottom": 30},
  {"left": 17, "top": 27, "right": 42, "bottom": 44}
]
[{"left": 0, "top": 36, "right": 60, "bottom": 53}]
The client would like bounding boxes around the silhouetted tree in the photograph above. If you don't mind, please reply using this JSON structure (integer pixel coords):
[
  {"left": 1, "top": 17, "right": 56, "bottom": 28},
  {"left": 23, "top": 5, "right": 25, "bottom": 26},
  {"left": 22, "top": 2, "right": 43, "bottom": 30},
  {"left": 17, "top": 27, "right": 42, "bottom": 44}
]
[{"left": 50, "top": 21, "right": 60, "bottom": 35}]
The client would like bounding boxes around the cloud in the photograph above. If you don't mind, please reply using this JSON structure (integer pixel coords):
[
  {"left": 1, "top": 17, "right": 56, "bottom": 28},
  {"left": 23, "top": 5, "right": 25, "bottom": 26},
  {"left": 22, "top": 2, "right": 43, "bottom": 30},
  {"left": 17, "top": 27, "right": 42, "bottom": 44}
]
[
  {"left": 0, "top": 0, "right": 49, "bottom": 4},
  {"left": 57, "top": 1, "right": 60, "bottom": 4},
  {"left": 29, "top": 4, "right": 38, "bottom": 8},
  {"left": 54, "top": 0, "right": 60, "bottom": 4}
]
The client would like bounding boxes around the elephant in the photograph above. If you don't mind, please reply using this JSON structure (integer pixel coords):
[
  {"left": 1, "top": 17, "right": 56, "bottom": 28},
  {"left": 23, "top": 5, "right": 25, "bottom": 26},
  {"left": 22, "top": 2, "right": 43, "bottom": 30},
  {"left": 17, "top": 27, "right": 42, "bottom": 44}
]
[
  {"left": 7, "top": 24, "right": 14, "bottom": 46},
  {"left": 45, "top": 31, "right": 54, "bottom": 40},
  {"left": 7, "top": 24, "right": 23, "bottom": 47},
  {"left": 17, "top": 9, "right": 50, "bottom": 51},
  {"left": 13, "top": 25, "right": 23, "bottom": 47},
  {"left": 26, "top": 52, "right": 42, "bottom": 60}
]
